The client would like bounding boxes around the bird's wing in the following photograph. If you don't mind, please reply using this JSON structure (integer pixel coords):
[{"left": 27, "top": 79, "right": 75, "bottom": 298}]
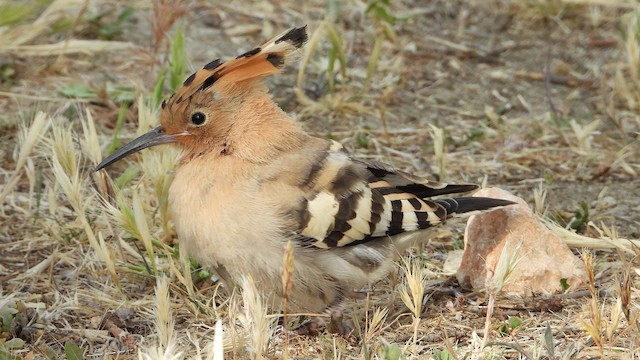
[
  {"left": 353, "top": 158, "right": 480, "bottom": 197},
  {"left": 293, "top": 140, "right": 511, "bottom": 249}
]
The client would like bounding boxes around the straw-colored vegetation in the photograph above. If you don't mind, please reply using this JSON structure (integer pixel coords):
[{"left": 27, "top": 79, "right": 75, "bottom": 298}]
[{"left": 1, "top": 0, "right": 638, "bottom": 359}]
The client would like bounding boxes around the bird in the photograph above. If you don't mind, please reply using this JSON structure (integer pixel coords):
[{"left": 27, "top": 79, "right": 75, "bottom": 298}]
[{"left": 96, "top": 26, "right": 512, "bottom": 333}]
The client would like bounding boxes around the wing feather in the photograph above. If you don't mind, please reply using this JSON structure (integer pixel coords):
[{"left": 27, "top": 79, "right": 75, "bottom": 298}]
[
  {"left": 355, "top": 158, "right": 479, "bottom": 197},
  {"left": 295, "top": 141, "right": 512, "bottom": 248}
]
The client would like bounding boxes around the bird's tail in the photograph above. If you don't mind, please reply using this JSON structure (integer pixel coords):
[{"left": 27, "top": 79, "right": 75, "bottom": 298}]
[
  {"left": 388, "top": 196, "right": 513, "bottom": 252},
  {"left": 433, "top": 197, "right": 514, "bottom": 218}
]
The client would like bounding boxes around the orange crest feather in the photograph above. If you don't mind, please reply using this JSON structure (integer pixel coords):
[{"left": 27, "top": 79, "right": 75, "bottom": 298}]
[{"left": 163, "top": 26, "right": 307, "bottom": 110}]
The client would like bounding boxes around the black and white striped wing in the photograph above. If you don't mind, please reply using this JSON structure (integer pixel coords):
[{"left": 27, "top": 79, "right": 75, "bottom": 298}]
[{"left": 295, "top": 141, "right": 511, "bottom": 249}]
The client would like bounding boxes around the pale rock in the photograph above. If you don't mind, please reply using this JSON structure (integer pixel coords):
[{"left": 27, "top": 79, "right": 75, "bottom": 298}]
[
  {"left": 456, "top": 187, "right": 587, "bottom": 296},
  {"left": 443, "top": 249, "right": 464, "bottom": 274}
]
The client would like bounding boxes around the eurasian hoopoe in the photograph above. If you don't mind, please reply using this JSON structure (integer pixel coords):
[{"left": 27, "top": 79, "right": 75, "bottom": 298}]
[{"left": 96, "top": 26, "right": 512, "bottom": 328}]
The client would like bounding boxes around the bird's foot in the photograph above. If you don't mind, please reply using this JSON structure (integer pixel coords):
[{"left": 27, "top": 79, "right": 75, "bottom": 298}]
[{"left": 294, "top": 310, "right": 353, "bottom": 337}]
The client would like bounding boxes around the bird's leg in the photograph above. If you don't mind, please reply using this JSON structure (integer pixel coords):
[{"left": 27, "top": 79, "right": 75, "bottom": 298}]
[
  {"left": 294, "top": 315, "right": 325, "bottom": 336},
  {"left": 295, "top": 292, "right": 358, "bottom": 336},
  {"left": 326, "top": 308, "right": 347, "bottom": 335},
  {"left": 211, "top": 264, "right": 236, "bottom": 292},
  {"left": 326, "top": 290, "right": 365, "bottom": 336}
]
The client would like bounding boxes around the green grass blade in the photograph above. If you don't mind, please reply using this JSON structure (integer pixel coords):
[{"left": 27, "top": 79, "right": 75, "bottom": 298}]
[{"left": 169, "top": 27, "right": 187, "bottom": 92}]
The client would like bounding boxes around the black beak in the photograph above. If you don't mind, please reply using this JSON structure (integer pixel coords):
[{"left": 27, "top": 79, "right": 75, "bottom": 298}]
[{"left": 95, "top": 126, "right": 176, "bottom": 171}]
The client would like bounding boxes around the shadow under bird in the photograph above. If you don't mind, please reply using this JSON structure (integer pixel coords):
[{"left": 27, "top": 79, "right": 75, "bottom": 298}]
[{"left": 96, "top": 26, "right": 513, "bottom": 334}]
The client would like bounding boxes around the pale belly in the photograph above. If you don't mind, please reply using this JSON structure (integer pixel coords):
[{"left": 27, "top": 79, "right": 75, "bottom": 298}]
[{"left": 169, "top": 157, "right": 289, "bottom": 287}]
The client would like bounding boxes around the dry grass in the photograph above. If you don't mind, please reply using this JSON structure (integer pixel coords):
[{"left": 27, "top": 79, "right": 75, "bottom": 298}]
[{"left": 1, "top": 0, "right": 639, "bottom": 359}]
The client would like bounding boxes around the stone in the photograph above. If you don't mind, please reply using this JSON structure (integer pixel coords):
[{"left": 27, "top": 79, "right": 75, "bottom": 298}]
[{"left": 456, "top": 187, "right": 587, "bottom": 296}]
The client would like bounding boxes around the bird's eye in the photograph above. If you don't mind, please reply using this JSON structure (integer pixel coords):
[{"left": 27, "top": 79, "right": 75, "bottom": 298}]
[{"left": 191, "top": 112, "right": 206, "bottom": 125}]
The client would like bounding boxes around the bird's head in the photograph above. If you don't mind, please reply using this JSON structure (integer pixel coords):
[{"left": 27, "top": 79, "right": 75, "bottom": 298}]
[{"left": 95, "top": 26, "right": 307, "bottom": 171}]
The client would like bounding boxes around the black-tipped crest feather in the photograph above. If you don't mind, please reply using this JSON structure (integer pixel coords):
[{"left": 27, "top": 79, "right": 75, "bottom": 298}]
[
  {"left": 276, "top": 26, "right": 308, "bottom": 47},
  {"left": 163, "top": 26, "right": 308, "bottom": 111}
]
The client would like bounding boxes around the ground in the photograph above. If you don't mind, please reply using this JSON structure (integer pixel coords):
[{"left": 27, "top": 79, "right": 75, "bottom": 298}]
[{"left": 0, "top": 0, "right": 639, "bottom": 359}]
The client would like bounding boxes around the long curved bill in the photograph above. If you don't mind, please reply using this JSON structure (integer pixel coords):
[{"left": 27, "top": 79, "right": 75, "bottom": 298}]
[{"left": 95, "top": 126, "right": 176, "bottom": 171}]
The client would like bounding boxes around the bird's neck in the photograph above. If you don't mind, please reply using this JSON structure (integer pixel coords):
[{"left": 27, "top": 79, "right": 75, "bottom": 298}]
[{"left": 222, "top": 92, "right": 307, "bottom": 163}]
